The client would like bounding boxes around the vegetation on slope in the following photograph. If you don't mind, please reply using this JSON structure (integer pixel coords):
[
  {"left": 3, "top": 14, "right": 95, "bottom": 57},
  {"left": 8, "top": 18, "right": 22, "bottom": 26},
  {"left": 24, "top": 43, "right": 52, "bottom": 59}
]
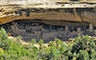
[{"left": 0, "top": 27, "right": 96, "bottom": 60}]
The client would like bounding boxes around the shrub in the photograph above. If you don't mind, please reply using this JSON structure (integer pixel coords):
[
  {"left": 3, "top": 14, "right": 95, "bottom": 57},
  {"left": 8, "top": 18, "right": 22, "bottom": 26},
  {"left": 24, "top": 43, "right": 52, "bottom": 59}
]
[{"left": 0, "top": 27, "right": 96, "bottom": 60}]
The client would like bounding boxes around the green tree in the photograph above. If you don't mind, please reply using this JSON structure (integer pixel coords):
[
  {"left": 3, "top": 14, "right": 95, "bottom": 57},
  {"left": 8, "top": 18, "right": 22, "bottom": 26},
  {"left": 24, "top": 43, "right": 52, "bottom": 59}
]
[
  {"left": 72, "top": 35, "right": 96, "bottom": 53},
  {"left": 78, "top": 50, "right": 89, "bottom": 60},
  {"left": 39, "top": 39, "right": 44, "bottom": 49},
  {"left": 49, "top": 41, "right": 55, "bottom": 47},
  {"left": 46, "top": 46, "right": 60, "bottom": 60},
  {"left": 31, "top": 39, "right": 37, "bottom": 46},
  {"left": 55, "top": 37, "right": 61, "bottom": 49}
]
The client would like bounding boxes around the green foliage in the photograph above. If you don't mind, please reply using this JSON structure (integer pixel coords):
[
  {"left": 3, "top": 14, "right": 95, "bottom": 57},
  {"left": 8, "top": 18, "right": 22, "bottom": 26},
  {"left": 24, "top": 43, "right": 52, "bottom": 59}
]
[
  {"left": 0, "top": 27, "right": 96, "bottom": 60},
  {"left": 31, "top": 39, "right": 37, "bottom": 45},
  {"left": 49, "top": 41, "right": 55, "bottom": 47},
  {"left": 39, "top": 39, "right": 44, "bottom": 49},
  {"left": 0, "top": 27, "right": 31, "bottom": 60},
  {"left": 90, "top": 49, "right": 96, "bottom": 60},
  {"left": 46, "top": 46, "right": 60, "bottom": 60},
  {"left": 72, "top": 35, "right": 96, "bottom": 52},
  {"left": 39, "top": 39, "right": 44, "bottom": 45},
  {"left": 71, "top": 35, "right": 96, "bottom": 60},
  {"left": 78, "top": 50, "right": 89, "bottom": 60},
  {"left": 0, "top": 48, "right": 4, "bottom": 56},
  {"left": 15, "top": 36, "right": 22, "bottom": 43},
  {"left": 62, "top": 4, "right": 65, "bottom": 7},
  {"left": 55, "top": 37, "right": 61, "bottom": 49}
]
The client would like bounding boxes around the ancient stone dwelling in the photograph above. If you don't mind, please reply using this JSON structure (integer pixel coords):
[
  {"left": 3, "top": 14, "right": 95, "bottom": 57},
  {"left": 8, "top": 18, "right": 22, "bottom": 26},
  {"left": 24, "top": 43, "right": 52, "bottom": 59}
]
[{"left": 0, "top": 0, "right": 96, "bottom": 42}]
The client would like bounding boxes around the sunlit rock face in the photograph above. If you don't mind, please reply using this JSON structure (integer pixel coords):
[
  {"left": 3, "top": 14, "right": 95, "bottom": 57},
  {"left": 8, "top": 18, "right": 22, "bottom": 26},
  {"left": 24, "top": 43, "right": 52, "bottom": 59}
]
[
  {"left": 1, "top": 0, "right": 96, "bottom": 4},
  {"left": 0, "top": 0, "right": 55, "bottom": 5},
  {"left": 0, "top": 0, "right": 96, "bottom": 5}
]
